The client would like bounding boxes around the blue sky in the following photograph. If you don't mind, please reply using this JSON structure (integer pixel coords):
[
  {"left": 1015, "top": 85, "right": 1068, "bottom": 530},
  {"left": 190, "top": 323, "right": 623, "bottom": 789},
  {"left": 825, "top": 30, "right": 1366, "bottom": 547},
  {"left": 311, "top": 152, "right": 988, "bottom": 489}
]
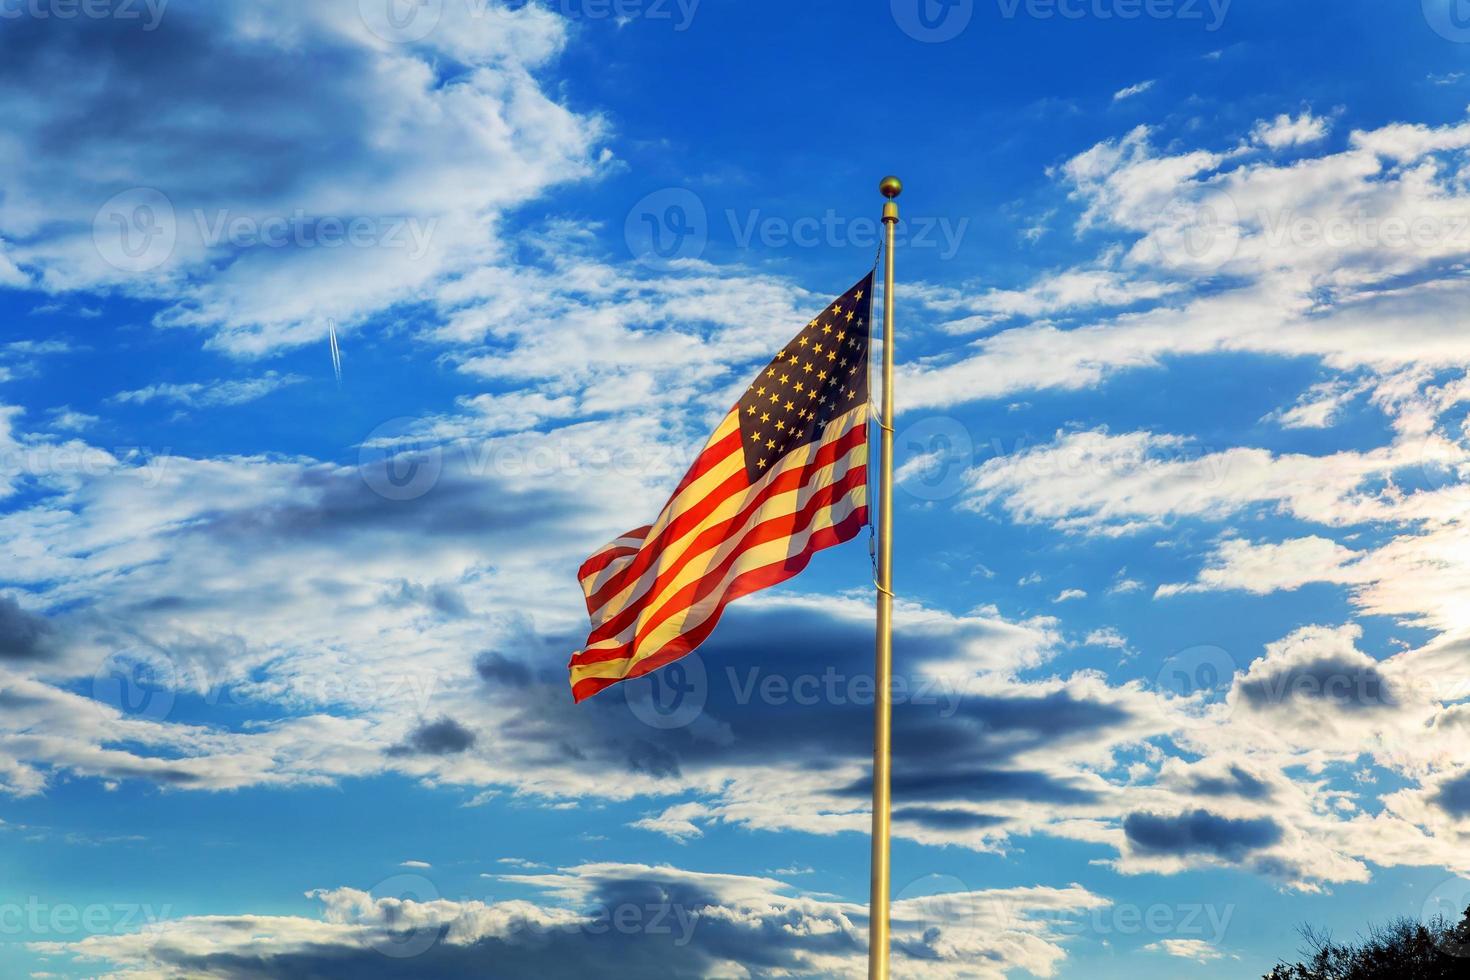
[{"left": 3, "top": 0, "right": 1470, "bottom": 976}]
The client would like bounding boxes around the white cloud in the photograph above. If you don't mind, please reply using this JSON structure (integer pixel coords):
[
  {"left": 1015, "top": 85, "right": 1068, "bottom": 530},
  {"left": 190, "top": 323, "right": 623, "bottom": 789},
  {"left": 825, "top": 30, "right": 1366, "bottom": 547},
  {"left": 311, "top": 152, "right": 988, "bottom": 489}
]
[
  {"left": 0, "top": 239, "right": 27, "bottom": 287},
  {"left": 1267, "top": 377, "right": 1371, "bottom": 429},
  {"left": 1144, "top": 938, "right": 1226, "bottom": 962},
  {"left": 1251, "top": 111, "right": 1331, "bottom": 149},
  {"left": 45, "top": 407, "right": 99, "bottom": 432},
  {"left": 34, "top": 862, "right": 1111, "bottom": 980},
  {"left": 1107, "top": 570, "right": 1143, "bottom": 594},
  {"left": 1113, "top": 80, "right": 1156, "bottom": 101},
  {"left": 932, "top": 267, "right": 1184, "bottom": 335},
  {"left": 110, "top": 372, "right": 305, "bottom": 409},
  {"left": 899, "top": 113, "right": 1470, "bottom": 413},
  {"left": 1083, "top": 627, "right": 1130, "bottom": 652},
  {"left": 0, "top": 1, "right": 607, "bottom": 357},
  {"left": 1156, "top": 536, "right": 1364, "bottom": 598},
  {"left": 963, "top": 428, "right": 1413, "bottom": 537}
]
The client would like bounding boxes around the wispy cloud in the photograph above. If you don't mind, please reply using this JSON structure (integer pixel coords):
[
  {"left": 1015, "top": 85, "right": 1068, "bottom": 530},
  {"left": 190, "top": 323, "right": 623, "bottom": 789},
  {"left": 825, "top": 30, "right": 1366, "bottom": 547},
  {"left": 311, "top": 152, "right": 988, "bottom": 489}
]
[
  {"left": 110, "top": 371, "right": 305, "bottom": 409},
  {"left": 1112, "top": 79, "right": 1156, "bottom": 101}
]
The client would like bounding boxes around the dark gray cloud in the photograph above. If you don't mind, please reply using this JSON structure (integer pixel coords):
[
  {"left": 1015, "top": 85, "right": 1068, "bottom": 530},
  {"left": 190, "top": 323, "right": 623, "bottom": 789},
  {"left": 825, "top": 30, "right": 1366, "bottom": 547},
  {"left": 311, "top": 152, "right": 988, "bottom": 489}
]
[
  {"left": 386, "top": 581, "right": 471, "bottom": 619},
  {"left": 842, "top": 768, "right": 1099, "bottom": 806},
  {"left": 1124, "top": 809, "right": 1282, "bottom": 861},
  {"left": 1431, "top": 771, "right": 1470, "bottom": 819},
  {"left": 70, "top": 868, "right": 865, "bottom": 980},
  {"left": 1187, "top": 765, "right": 1273, "bottom": 801},
  {"left": 40, "top": 862, "right": 1110, "bottom": 979},
  {"left": 475, "top": 602, "right": 1122, "bottom": 820},
  {"left": 892, "top": 807, "right": 1007, "bottom": 831},
  {"left": 101, "top": 928, "right": 745, "bottom": 980},
  {"left": 0, "top": 595, "right": 57, "bottom": 661},
  {"left": 626, "top": 739, "right": 682, "bottom": 778},
  {"left": 194, "top": 461, "right": 588, "bottom": 551},
  {"left": 387, "top": 717, "right": 478, "bottom": 757},
  {"left": 1235, "top": 655, "right": 1397, "bottom": 713},
  {"left": 459, "top": 597, "right": 1133, "bottom": 846},
  {"left": 475, "top": 651, "right": 540, "bottom": 689}
]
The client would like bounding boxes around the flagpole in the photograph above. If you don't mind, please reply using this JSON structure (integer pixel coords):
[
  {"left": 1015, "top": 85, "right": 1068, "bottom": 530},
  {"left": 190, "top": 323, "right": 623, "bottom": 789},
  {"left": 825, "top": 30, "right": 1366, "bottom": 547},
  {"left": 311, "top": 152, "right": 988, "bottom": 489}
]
[{"left": 868, "top": 174, "right": 901, "bottom": 980}]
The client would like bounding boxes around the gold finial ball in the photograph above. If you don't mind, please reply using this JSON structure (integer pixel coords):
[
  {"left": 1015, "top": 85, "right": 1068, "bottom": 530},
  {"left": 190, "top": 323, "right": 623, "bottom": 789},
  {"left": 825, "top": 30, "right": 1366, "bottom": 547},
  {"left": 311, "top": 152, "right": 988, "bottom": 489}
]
[{"left": 879, "top": 176, "right": 903, "bottom": 199}]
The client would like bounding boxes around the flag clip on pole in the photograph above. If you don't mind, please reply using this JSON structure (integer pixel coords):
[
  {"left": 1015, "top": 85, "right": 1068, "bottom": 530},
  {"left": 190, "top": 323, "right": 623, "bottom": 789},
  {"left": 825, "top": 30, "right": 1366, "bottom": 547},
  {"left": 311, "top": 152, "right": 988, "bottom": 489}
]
[{"left": 869, "top": 174, "right": 901, "bottom": 980}]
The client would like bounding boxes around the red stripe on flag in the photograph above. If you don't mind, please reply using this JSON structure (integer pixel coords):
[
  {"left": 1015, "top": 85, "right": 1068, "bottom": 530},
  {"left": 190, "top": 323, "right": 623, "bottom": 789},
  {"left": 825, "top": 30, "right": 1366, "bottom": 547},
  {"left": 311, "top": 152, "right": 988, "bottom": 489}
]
[
  {"left": 582, "top": 468, "right": 749, "bottom": 614},
  {"left": 572, "top": 463, "right": 867, "bottom": 667},
  {"left": 576, "top": 526, "right": 653, "bottom": 581},
  {"left": 669, "top": 426, "right": 744, "bottom": 497},
  {"left": 581, "top": 438, "right": 867, "bottom": 647},
  {"left": 570, "top": 505, "right": 868, "bottom": 703},
  {"left": 583, "top": 423, "right": 866, "bottom": 622},
  {"left": 575, "top": 425, "right": 740, "bottom": 584}
]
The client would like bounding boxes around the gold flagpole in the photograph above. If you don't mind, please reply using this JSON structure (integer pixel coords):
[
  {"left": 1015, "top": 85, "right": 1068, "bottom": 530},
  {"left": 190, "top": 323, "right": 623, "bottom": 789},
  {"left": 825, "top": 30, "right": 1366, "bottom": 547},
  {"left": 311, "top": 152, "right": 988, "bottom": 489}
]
[{"left": 868, "top": 174, "right": 901, "bottom": 980}]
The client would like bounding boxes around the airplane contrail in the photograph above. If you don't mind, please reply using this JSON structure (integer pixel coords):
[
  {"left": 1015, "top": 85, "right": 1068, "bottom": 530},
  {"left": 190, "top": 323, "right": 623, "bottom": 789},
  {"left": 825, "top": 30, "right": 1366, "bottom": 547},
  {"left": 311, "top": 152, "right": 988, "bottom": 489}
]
[{"left": 327, "top": 318, "right": 342, "bottom": 383}]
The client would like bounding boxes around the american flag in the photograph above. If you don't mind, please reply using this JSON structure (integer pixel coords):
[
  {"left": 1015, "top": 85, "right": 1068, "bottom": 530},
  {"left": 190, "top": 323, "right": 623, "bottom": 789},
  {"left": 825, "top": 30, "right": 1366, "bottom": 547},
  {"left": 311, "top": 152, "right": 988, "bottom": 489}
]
[{"left": 569, "top": 273, "right": 875, "bottom": 702}]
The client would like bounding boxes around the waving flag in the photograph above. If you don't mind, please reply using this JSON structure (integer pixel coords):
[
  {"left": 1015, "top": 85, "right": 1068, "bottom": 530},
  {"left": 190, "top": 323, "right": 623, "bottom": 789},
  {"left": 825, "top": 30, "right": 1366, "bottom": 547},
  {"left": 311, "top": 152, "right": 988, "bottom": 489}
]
[{"left": 568, "top": 273, "right": 874, "bottom": 702}]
